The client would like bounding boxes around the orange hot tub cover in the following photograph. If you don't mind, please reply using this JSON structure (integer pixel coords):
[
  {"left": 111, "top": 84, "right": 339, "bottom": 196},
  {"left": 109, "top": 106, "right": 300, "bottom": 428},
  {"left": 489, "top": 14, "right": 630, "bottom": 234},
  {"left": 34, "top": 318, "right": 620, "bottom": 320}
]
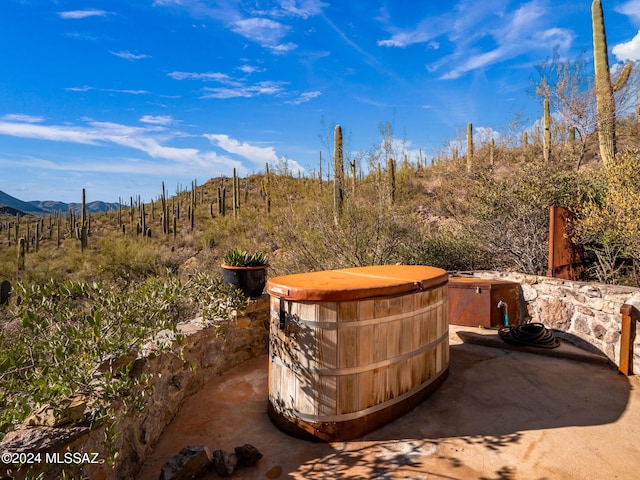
[{"left": 266, "top": 264, "right": 448, "bottom": 302}]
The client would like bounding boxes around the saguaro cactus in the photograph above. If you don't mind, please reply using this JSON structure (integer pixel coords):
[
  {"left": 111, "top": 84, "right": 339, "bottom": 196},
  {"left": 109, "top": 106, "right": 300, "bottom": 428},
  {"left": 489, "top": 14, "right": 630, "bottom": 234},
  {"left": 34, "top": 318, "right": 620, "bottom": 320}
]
[
  {"left": 17, "top": 237, "right": 26, "bottom": 270},
  {"left": 161, "top": 181, "right": 169, "bottom": 235},
  {"left": 264, "top": 163, "right": 271, "bottom": 213},
  {"left": 217, "top": 186, "right": 226, "bottom": 216},
  {"left": 80, "top": 188, "right": 88, "bottom": 250},
  {"left": 350, "top": 160, "right": 356, "bottom": 197},
  {"left": 388, "top": 157, "right": 396, "bottom": 204},
  {"left": 173, "top": 216, "right": 177, "bottom": 241},
  {"left": 592, "top": 0, "right": 617, "bottom": 166},
  {"left": 333, "top": 125, "right": 344, "bottom": 219},
  {"left": 543, "top": 98, "right": 551, "bottom": 162},
  {"left": 466, "top": 122, "right": 474, "bottom": 172},
  {"left": 319, "top": 151, "right": 323, "bottom": 191},
  {"left": 232, "top": 168, "right": 238, "bottom": 218},
  {"left": 489, "top": 138, "right": 496, "bottom": 167}
]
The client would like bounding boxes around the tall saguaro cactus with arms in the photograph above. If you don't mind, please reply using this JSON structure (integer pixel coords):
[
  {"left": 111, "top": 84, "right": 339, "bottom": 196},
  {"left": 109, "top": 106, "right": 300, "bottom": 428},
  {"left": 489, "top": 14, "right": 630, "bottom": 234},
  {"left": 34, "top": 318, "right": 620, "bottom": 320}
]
[{"left": 592, "top": 0, "right": 627, "bottom": 166}]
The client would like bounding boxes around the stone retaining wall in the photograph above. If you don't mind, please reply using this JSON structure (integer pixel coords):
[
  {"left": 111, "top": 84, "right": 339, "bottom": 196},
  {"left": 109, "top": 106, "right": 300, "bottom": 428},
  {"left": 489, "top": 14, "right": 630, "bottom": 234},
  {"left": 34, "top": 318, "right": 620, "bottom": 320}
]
[
  {"left": 0, "top": 296, "right": 270, "bottom": 480},
  {"left": 464, "top": 271, "right": 640, "bottom": 370}
]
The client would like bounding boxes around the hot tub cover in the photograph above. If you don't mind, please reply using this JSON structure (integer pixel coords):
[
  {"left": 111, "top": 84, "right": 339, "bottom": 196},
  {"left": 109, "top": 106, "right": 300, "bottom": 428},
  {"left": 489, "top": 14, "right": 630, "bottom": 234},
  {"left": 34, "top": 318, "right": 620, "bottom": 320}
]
[{"left": 266, "top": 265, "right": 448, "bottom": 302}]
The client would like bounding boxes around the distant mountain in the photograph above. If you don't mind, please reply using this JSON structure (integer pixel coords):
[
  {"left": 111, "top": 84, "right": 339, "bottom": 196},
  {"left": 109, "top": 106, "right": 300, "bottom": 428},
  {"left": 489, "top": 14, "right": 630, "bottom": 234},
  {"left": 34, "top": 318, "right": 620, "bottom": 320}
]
[
  {"left": 0, "top": 190, "right": 120, "bottom": 216},
  {"left": 0, "top": 190, "right": 46, "bottom": 215},
  {"left": 28, "top": 200, "right": 121, "bottom": 216},
  {"left": 0, "top": 205, "right": 27, "bottom": 216}
]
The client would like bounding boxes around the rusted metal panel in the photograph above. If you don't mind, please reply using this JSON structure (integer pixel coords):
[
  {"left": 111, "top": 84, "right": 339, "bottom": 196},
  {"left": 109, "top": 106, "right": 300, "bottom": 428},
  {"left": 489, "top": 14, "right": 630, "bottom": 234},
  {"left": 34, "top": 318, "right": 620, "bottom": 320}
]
[
  {"left": 548, "top": 206, "right": 584, "bottom": 280},
  {"left": 449, "top": 278, "right": 521, "bottom": 328},
  {"left": 619, "top": 304, "right": 638, "bottom": 376}
]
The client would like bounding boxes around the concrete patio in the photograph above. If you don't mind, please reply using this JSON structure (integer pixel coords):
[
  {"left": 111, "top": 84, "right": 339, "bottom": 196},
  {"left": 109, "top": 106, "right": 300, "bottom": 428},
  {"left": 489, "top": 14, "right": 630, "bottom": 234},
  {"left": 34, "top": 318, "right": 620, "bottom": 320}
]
[{"left": 137, "top": 325, "right": 640, "bottom": 480}]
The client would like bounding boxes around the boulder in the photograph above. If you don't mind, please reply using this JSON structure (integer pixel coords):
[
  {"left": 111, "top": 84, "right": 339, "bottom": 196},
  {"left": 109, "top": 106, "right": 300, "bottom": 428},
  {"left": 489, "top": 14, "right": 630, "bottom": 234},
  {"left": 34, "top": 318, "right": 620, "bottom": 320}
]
[{"left": 159, "top": 445, "right": 212, "bottom": 480}]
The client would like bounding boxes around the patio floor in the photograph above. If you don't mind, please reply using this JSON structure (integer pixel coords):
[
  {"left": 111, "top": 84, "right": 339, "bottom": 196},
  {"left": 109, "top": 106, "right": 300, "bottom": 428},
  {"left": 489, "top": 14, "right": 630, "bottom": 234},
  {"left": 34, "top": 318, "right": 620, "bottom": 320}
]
[{"left": 137, "top": 325, "right": 640, "bottom": 480}]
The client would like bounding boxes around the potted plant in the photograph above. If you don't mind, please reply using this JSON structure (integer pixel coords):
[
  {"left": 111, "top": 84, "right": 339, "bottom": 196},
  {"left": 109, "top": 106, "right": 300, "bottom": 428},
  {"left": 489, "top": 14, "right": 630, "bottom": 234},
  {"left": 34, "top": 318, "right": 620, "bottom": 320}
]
[{"left": 221, "top": 248, "right": 269, "bottom": 298}]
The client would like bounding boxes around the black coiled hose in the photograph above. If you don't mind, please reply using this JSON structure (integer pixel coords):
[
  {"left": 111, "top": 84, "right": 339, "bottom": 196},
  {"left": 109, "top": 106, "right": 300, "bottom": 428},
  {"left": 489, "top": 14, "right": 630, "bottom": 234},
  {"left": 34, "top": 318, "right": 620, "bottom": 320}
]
[{"left": 498, "top": 322, "right": 560, "bottom": 349}]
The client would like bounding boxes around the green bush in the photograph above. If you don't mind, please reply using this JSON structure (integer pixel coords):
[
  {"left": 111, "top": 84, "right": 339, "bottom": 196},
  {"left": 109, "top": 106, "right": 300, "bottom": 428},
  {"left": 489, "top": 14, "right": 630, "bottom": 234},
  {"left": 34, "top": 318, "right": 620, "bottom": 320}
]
[
  {"left": 0, "top": 272, "right": 246, "bottom": 440},
  {"left": 97, "top": 234, "right": 163, "bottom": 284},
  {"left": 408, "top": 226, "right": 491, "bottom": 271},
  {"left": 574, "top": 148, "right": 640, "bottom": 285}
]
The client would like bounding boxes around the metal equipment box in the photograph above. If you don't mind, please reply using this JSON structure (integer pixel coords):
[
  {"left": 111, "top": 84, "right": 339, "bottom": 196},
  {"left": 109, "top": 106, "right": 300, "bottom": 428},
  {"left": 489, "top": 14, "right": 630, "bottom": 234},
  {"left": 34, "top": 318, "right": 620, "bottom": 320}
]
[{"left": 448, "top": 277, "right": 521, "bottom": 328}]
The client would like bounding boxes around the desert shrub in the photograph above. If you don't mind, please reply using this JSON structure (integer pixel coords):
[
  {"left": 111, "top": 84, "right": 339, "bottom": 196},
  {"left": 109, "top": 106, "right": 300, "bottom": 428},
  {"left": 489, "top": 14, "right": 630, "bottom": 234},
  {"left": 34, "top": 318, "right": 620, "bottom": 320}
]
[
  {"left": 0, "top": 272, "right": 246, "bottom": 440},
  {"left": 407, "top": 225, "right": 491, "bottom": 271},
  {"left": 96, "top": 234, "right": 163, "bottom": 284},
  {"left": 269, "top": 173, "right": 421, "bottom": 274},
  {"left": 574, "top": 148, "right": 640, "bottom": 285},
  {"left": 21, "top": 244, "right": 91, "bottom": 284},
  {"left": 464, "top": 159, "right": 584, "bottom": 274}
]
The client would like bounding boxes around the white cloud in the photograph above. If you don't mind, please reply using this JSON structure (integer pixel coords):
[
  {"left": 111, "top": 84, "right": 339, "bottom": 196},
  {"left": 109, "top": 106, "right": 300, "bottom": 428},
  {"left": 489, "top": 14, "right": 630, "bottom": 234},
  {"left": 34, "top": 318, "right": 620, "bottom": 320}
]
[
  {"left": 204, "top": 133, "right": 304, "bottom": 172},
  {"left": 1, "top": 114, "right": 44, "bottom": 123},
  {"left": 110, "top": 51, "right": 151, "bottom": 61},
  {"left": 252, "top": 0, "right": 327, "bottom": 19},
  {"left": 200, "top": 80, "right": 288, "bottom": 99},
  {"left": 169, "top": 69, "right": 291, "bottom": 99},
  {"left": 539, "top": 28, "right": 574, "bottom": 51},
  {"left": 58, "top": 10, "right": 110, "bottom": 19},
  {"left": 65, "top": 86, "right": 149, "bottom": 95},
  {"left": 379, "top": 0, "right": 573, "bottom": 80},
  {"left": 502, "top": 1, "right": 544, "bottom": 41},
  {"left": 286, "top": 91, "right": 321, "bottom": 105},
  {"left": 206, "top": 134, "right": 279, "bottom": 164},
  {"left": 168, "top": 71, "right": 241, "bottom": 85},
  {"left": 0, "top": 121, "right": 100, "bottom": 145},
  {"left": 66, "top": 85, "right": 93, "bottom": 92},
  {"left": 140, "top": 115, "right": 174, "bottom": 125},
  {"left": 0, "top": 119, "right": 309, "bottom": 195},
  {"left": 231, "top": 17, "right": 296, "bottom": 52},
  {"left": 108, "top": 88, "right": 149, "bottom": 95},
  {"left": 280, "top": 0, "right": 326, "bottom": 18},
  {"left": 616, "top": 0, "right": 640, "bottom": 25},
  {"left": 154, "top": 0, "right": 315, "bottom": 54},
  {"left": 237, "top": 65, "right": 265, "bottom": 74},
  {"left": 0, "top": 119, "right": 238, "bottom": 170},
  {"left": 377, "top": 14, "right": 442, "bottom": 48},
  {"left": 152, "top": 0, "right": 187, "bottom": 5},
  {"left": 613, "top": 30, "right": 640, "bottom": 62},
  {"left": 268, "top": 42, "right": 297, "bottom": 54},
  {"left": 475, "top": 126, "right": 500, "bottom": 143},
  {"left": 441, "top": 48, "right": 507, "bottom": 80},
  {"left": 441, "top": 1, "right": 573, "bottom": 79}
]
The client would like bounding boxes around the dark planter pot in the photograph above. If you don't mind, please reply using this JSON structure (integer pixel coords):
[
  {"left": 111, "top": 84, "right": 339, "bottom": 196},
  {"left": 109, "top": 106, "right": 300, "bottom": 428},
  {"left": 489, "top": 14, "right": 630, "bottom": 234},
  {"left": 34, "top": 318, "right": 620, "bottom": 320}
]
[{"left": 221, "top": 264, "right": 268, "bottom": 298}]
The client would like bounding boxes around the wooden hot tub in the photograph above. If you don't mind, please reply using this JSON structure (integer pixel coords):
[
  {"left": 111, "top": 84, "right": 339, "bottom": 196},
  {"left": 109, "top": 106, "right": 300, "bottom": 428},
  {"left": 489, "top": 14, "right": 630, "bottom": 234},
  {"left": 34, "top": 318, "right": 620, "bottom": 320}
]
[{"left": 266, "top": 265, "right": 449, "bottom": 441}]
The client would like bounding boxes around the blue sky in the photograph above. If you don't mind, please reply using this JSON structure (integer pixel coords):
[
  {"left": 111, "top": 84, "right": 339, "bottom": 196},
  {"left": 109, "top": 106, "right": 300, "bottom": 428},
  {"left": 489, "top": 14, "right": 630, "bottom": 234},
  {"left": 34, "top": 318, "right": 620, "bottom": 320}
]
[{"left": 1, "top": 0, "right": 639, "bottom": 203}]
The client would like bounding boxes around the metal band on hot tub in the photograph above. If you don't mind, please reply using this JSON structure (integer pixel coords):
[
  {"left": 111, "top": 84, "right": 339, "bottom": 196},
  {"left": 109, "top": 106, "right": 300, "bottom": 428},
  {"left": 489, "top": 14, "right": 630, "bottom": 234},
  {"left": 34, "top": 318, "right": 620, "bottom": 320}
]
[
  {"left": 272, "top": 296, "right": 447, "bottom": 329},
  {"left": 270, "top": 327, "right": 448, "bottom": 377}
]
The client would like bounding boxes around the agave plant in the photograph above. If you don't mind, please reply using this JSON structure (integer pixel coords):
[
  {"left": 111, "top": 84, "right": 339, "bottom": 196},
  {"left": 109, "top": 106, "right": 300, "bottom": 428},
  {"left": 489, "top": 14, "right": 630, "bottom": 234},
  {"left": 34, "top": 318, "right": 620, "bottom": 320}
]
[{"left": 223, "top": 248, "right": 269, "bottom": 267}]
